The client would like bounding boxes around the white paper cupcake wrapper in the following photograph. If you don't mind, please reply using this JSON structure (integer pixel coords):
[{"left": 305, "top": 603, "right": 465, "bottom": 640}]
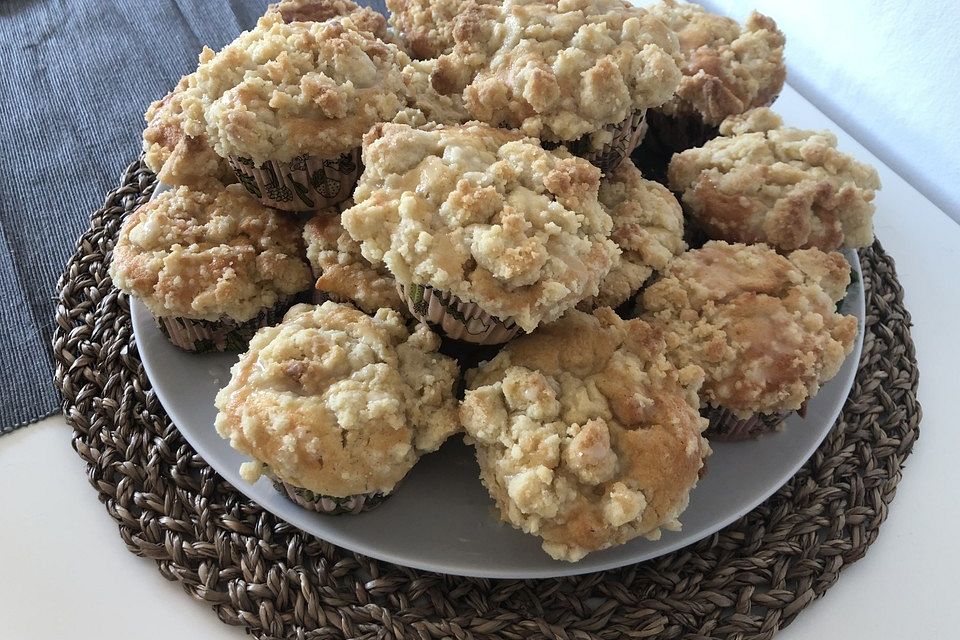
[
  {"left": 398, "top": 283, "right": 522, "bottom": 345},
  {"left": 156, "top": 298, "right": 290, "bottom": 353},
  {"left": 549, "top": 109, "right": 648, "bottom": 173},
  {"left": 228, "top": 150, "right": 361, "bottom": 212}
]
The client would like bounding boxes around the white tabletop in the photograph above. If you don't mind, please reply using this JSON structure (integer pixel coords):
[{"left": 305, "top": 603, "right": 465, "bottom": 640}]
[{"left": 3, "top": 85, "right": 959, "bottom": 638}]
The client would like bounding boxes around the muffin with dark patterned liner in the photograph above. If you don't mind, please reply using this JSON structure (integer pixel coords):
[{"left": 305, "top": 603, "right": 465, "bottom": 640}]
[
  {"left": 179, "top": 5, "right": 409, "bottom": 211},
  {"left": 428, "top": 0, "right": 682, "bottom": 172},
  {"left": 214, "top": 302, "right": 461, "bottom": 514},
  {"left": 109, "top": 184, "right": 312, "bottom": 352},
  {"left": 341, "top": 122, "right": 619, "bottom": 345},
  {"left": 632, "top": 0, "right": 785, "bottom": 184},
  {"left": 639, "top": 241, "right": 858, "bottom": 440}
]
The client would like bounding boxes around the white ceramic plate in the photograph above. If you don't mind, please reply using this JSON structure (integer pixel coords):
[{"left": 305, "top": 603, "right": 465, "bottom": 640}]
[{"left": 131, "top": 251, "right": 864, "bottom": 579}]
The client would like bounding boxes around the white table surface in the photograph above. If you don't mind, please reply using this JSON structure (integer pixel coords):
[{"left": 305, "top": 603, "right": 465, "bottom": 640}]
[{"left": 3, "top": 84, "right": 960, "bottom": 637}]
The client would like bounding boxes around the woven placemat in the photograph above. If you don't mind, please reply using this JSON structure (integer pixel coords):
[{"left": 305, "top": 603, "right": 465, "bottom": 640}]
[{"left": 53, "top": 158, "right": 921, "bottom": 640}]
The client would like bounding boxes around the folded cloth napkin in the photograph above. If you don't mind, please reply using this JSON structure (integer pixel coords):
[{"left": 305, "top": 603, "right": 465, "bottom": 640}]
[{"left": 0, "top": 1, "right": 386, "bottom": 434}]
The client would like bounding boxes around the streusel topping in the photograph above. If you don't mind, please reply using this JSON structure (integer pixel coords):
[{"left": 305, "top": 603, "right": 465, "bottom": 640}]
[
  {"left": 215, "top": 302, "right": 460, "bottom": 497},
  {"left": 461, "top": 308, "right": 709, "bottom": 561},
  {"left": 110, "top": 184, "right": 311, "bottom": 321},
  {"left": 640, "top": 241, "right": 858, "bottom": 415},
  {"left": 341, "top": 122, "right": 620, "bottom": 332}
]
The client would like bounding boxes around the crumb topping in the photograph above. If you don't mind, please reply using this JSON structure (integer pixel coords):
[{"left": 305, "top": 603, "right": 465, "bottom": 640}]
[
  {"left": 669, "top": 108, "right": 881, "bottom": 251},
  {"left": 110, "top": 184, "right": 311, "bottom": 321},
  {"left": 341, "top": 122, "right": 619, "bottom": 332},
  {"left": 215, "top": 302, "right": 461, "bottom": 497},
  {"left": 461, "top": 308, "right": 709, "bottom": 561},
  {"left": 640, "top": 241, "right": 858, "bottom": 415}
]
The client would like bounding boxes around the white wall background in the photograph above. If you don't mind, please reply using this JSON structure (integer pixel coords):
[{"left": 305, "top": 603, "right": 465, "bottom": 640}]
[{"left": 677, "top": 0, "right": 960, "bottom": 222}]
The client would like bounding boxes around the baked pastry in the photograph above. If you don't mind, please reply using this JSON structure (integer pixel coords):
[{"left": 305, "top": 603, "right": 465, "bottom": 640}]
[
  {"left": 214, "top": 302, "right": 461, "bottom": 514},
  {"left": 385, "top": 0, "right": 492, "bottom": 59},
  {"left": 142, "top": 75, "right": 237, "bottom": 189},
  {"left": 303, "top": 203, "right": 407, "bottom": 314},
  {"left": 580, "top": 159, "right": 685, "bottom": 310},
  {"left": 341, "top": 122, "right": 619, "bottom": 344},
  {"left": 430, "top": 0, "right": 682, "bottom": 171},
  {"left": 640, "top": 241, "right": 858, "bottom": 439},
  {"left": 109, "top": 184, "right": 311, "bottom": 352},
  {"left": 632, "top": 1, "right": 786, "bottom": 183},
  {"left": 400, "top": 58, "right": 471, "bottom": 126},
  {"left": 668, "top": 108, "right": 881, "bottom": 251},
  {"left": 460, "top": 308, "right": 709, "bottom": 561},
  {"left": 180, "top": 9, "right": 410, "bottom": 211},
  {"left": 268, "top": 0, "right": 394, "bottom": 38}
]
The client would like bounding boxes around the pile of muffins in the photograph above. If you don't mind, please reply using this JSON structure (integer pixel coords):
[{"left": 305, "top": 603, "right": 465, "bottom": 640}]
[{"left": 110, "top": 0, "right": 880, "bottom": 562}]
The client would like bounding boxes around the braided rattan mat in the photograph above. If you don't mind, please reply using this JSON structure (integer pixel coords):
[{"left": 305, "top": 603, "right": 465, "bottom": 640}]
[{"left": 53, "top": 159, "right": 920, "bottom": 640}]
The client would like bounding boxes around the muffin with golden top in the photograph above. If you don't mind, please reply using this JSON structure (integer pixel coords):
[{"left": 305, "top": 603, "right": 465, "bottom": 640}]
[
  {"left": 640, "top": 240, "right": 858, "bottom": 439},
  {"left": 341, "top": 122, "right": 620, "bottom": 344},
  {"left": 580, "top": 158, "right": 686, "bottom": 311},
  {"left": 633, "top": 0, "right": 786, "bottom": 183},
  {"left": 460, "top": 308, "right": 710, "bottom": 561},
  {"left": 179, "top": 8, "right": 410, "bottom": 211},
  {"left": 215, "top": 302, "right": 461, "bottom": 514},
  {"left": 109, "top": 184, "right": 312, "bottom": 352},
  {"left": 429, "top": 0, "right": 683, "bottom": 171},
  {"left": 668, "top": 108, "right": 881, "bottom": 251}
]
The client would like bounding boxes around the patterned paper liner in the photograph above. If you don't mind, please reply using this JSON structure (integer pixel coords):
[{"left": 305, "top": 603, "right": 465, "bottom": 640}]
[
  {"left": 155, "top": 298, "right": 290, "bottom": 353},
  {"left": 629, "top": 109, "right": 722, "bottom": 185},
  {"left": 273, "top": 480, "right": 390, "bottom": 515},
  {"left": 398, "top": 283, "right": 522, "bottom": 345},
  {"left": 704, "top": 405, "right": 791, "bottom": 442},
  {"left": 546, "top": 109, "right": 647, "bottom": 174},
  {"left": 228, "top": 149, "right": 361, "bottom": 212}
]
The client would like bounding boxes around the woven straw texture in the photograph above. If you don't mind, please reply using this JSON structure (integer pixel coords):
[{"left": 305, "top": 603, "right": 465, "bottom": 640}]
[{"left": 53, "top": 159, "right": 920, "bottom": 640}]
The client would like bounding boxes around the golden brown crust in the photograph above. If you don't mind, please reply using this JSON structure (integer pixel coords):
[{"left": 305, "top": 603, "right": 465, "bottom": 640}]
[
  {"left": 650, "top": 1, "right": 786, "bottom": 125},
  {"left": 303, "top": 207, "right": 407, "bottom": 314},
  {"left": 386, "top": 0, "right": 490, "bottom": 59},
  {"left": 640, "top": 241, "right": 858, "bottom": 416},
  {"left": 109, "top": 184, "right": 312, "bottom": 321},
  {"left": 400, "top": 58, "right": 471, "bottom": 125},
  {"left": 215, "top": 302, "right": 460, "bottom": 497},
  {"left": 268, "top": 0, "right": 390, "bottom": 37},
  {"left": 461, "top": 308, "right": 709, "bottom": 561},
  {"left": 580, "top": 159, "right": 685, "bottom": 310},
  {"left": 341, "top": 122, "right": 619, "bottom": 332},
  {"left": 430, "top": 0, "right": 682, "bottom": 143},
  {"left": 668, "top": 108, "right": 881, "bottom": 251},
  {"left": 181, "top": 12, "right": 410, "bottom": 165}
]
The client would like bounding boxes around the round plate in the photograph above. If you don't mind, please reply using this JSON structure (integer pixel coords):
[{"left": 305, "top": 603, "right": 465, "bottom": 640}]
[{"left": 131, "top": 252, "right": 864, "bottom": 579}]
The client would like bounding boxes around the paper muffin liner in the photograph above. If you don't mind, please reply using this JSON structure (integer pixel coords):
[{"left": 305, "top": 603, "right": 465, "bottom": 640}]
[
  {"left": 228, "top": 149, "right": 361, "bottom": 212},
  {"left": 155, "top": 296, "right": 291, "bottom": 353},
  {"left": 398, "top": 283, "right": 522, "bottom": 345},
  {"left": 630, "top": 109, "right": 721, "bottom": 185},
  {"left": 274, "top": 480, "right": 390, "bottom": 515},
  {"left": 547, "top": 109, "right": 647, "bottom": 174},
  {"left": 703, "top": 405, "right": 790, "bottom": 442}
]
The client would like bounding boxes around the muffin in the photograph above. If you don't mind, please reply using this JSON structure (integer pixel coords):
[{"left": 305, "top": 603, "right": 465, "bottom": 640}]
[
  {"left": 579, "top": 159, "right": 686, "bottom": 311},
  {"left": 341, "top": 122, "right": 620, "bottom": 344},
  {"left": 268, "top": 0, "right": 394, "bottom": 38},
  {"left": 142, "top": 76, "right": 237, "bottom": 189},
  {"left": 668, "top": 108, "right": 881, "bottom": 251},
  {"left": 180, "top": 10, "right": 410, "bottom": 211},
  {"left": 632, "top": 1, "right": 786, "bottom": 183},
  {"left": 640, "top": 241, "right": 858, "bottom": 440},
  {"left": 400, "top": 58, "right": 471, "bottom": 126},
  {"left": 429, "top": 0, "right": 682, "bottom": 172},
  {"left": 460, "top": 308, "right": 710, "bottom": 561},
  {"left": 214, "top": 302, "right": 461, "bottom": 514},
  {"left": 386, "top": 0, "right": 493, "bottom": 59},
  {"left": 110, "top": 184, "right": 312, "bottom": 352},
  {"left": 303, "top": 203, "right": 407, "bottom": 314}
]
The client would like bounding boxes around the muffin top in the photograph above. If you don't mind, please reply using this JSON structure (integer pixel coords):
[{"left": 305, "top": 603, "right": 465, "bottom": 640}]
[
  {"left": 461, "top": 308, "right": 709, "bottom": 561},
  {"left": 215, "top": 302, "right": 460, "bottom": 497},
  {"left": 649, "top": 1, "right": 785, "bottom": 125},
  {"left": 304, "top": 206, "right": 407, "bottom": 314},
  {"left": 580, "top": 159, "right": 685, "bottom": 310},
  {"left": 640, "top": 241, "right": 858, "bottom": 416},
  {"left": 401, "top": 58, "right": 471, "bottom": 126},
  {"left": 110, "top": 184, "right": 311, "bottom": 321},
  {"left": 181, "top": 10, "right": 410, "bottom": 165},
  {"left": 269, "top": 0, "right": 393, "bottom": 38},
  {"left": 669, "top": 109, "right": 881, "bottom": 251},
  {"left": 430, "top": 0, "right": 682, "bottom": 143},
  {"left": 386, "top": 0, "right": 486, "bottom": 59},
  {"left": 142, "top": 76, "right": 237, "bottom": 189},
  {"left": 341, "top": 122, "right": 619, "bottom": 332}
]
